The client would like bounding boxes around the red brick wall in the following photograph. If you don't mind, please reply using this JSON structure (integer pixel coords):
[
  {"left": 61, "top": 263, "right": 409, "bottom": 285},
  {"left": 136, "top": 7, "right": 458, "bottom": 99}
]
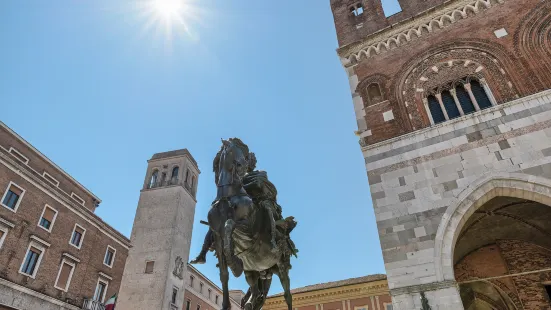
[
  {"left": 332, "top": 0, "right": 551, "bottom": 144},
  {"left": 455, "top": 240, "right": 551, "bottom": 309},
  {"left": 0, "top": 162, "right": 128, "bottom": 308}
]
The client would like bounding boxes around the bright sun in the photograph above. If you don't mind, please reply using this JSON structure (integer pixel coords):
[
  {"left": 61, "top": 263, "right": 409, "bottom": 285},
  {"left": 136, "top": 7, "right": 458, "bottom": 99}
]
[{"left": 153, "top": 0, "right": 183, "bottom": 18}]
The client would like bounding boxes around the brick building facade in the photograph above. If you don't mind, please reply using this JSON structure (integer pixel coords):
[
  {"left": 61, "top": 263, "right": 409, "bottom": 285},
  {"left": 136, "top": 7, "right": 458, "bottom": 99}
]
[
  {"left": 264, "top": 275, "right": 391, "bottom": 310},
  {"left": 330, "top": 0, "right": 551, "bottom": 308},
  {"left": 184, "top": 265, "right": 241, "bottom": 310},
  {"left": 0, "top": 121, "right": 131, "bottom": 310}
]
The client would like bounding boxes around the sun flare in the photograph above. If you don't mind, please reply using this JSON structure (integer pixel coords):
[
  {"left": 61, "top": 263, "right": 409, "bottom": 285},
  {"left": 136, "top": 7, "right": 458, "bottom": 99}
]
[{"left": 153, "top": 0, "right": 183, "bottom": 18}]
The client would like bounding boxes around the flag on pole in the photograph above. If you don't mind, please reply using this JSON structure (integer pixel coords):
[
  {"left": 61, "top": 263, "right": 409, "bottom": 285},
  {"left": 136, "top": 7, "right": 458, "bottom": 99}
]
[{"left": 105, "top": 294, "right": 117, "bottom": 310}]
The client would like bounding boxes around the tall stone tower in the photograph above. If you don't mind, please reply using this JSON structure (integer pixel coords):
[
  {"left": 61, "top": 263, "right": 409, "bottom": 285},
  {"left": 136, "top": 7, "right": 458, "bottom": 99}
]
[
  {"left": 331, "top": 0, "right": 551, "bottom": 309},
  {"left": 118, "top": 149, "right": 200, "bottom": 310}
]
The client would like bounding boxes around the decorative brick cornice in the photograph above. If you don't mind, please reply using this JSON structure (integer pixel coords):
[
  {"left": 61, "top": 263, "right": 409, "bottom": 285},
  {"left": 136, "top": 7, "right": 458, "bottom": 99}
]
[
  {"left": 263, "top": 280, "right": 389, "bottom": 309},
  {"left": 337, "top": 0, "right": 505, "bottom": 65}
]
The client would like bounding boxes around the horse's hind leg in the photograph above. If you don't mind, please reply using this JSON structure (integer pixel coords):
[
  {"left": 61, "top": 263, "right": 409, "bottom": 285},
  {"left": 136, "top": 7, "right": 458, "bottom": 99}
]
[
  {"left": 244, "top": 271, "right": 260, "bottom": 310},
  {"left": 276, "top": 262, "right": 292, "bottom": 310}
]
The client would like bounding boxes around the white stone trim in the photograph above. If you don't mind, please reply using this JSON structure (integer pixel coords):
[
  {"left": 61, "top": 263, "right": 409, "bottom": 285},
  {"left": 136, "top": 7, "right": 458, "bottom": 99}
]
[
  {"left": 30, "top": 235, "right": 51, "bottom": 247},
  {"left": 1, "top": 181, "right": 26, "bottom": 213},
  {"left": 99, "top": 271, "right": 113, "bottom": 281},
  {"left": 8, "top": 147, "right": 29, "bottom": 164},
  {"left": 434, "top": 172, "right": 551, "bottom": 283},
  {"left": 494, "top": 28, "right": 508, "bottom": 38},
  {"left": 0, "top": 277, "right": 80, "bottom": 310},
  {"left": 69, "top": 223, "right": 86, "bottom": 250},
  {"left": 0, "top": 216, "right": 15, "bottom": 228},
  {"left": 19, "top": 240, "right": 46, "bottom": 279},
  {"left": 62, "top": 252, "right": 81, "bottom": 263},
  {"left": 0, "top": 121, "right": 101, "bottom": 203},
  {"left": 54, "top": 258, "right": 76, "bottom": 292},
  {"left": 0, "top": 156, "right": 129, "bottom": 249},
  {"left": 103, "top": 245, "right": 116, "bottom": 268},
  {"left": 37, "top": 204, "right": 58, "bottom": 233}
]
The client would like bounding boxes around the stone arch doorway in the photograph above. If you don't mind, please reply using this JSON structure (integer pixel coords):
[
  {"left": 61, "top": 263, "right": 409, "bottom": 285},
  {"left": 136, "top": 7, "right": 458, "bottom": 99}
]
[{"left": 434, "top": 172, "right": 551, "bottom": 309}]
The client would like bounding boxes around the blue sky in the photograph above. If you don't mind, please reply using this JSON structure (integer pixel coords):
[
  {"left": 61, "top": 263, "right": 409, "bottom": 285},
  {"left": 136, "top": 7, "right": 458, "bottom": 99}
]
[{"left": 0, "top": 0, "right": 401, "bottom": 294}]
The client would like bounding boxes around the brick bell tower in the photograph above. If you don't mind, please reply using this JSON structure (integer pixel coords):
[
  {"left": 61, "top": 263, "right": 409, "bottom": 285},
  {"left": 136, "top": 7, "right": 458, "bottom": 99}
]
[
  {"left": 118, "top": 149, "right": 200, "bottom": 310},
  {"left": 331, "top": 0, "right": 551, "bottom": 309}
]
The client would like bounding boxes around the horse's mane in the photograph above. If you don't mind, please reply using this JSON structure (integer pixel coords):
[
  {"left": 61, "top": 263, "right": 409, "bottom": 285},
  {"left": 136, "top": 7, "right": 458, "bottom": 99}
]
[{"left": 212, "top": 138, "right": 251, "bottom": 184}]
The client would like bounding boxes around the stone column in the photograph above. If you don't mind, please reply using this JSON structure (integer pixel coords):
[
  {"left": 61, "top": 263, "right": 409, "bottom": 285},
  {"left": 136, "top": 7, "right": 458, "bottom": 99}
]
[
  {"left": 480, "top": 78, "right": 498, "bottom": 106},
  {"left": 391, "top": 282, "right": 464, "bottom": 310},
  {"left": 464, "top": 83, "right": 481, "bottom": 111},
  {"left": 450, "top": 88, "right": 465, "bottom": 116},
  {"left": 435, "top": 93, "right": 450, "bottom": 120},
  {"left": 422, "top": 98, "right": 435, "bottom": 125}
]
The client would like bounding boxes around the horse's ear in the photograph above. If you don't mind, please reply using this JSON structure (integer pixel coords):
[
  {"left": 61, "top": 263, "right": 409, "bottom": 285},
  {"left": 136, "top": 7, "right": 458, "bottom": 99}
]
[{"left": 221, "top": 139, "right": 230, "bottom": 147}]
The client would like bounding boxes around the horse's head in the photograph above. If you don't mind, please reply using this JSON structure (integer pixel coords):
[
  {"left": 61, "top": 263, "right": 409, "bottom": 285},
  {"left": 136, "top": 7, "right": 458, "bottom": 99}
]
[{"left": 215, "top": 138, "right": 250, "bottom": 187}]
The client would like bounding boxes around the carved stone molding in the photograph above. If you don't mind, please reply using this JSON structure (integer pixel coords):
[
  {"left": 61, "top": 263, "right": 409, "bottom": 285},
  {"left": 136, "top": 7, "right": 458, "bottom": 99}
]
[
  {"left": 389, "top": 280, "right": 458, "bottom": 296},
  {"left": 338, "top": 0, "right": 506, "bottom": 64}
]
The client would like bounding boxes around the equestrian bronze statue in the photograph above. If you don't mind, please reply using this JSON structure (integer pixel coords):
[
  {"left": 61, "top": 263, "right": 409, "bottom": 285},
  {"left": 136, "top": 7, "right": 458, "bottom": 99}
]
[{"left": 190, "top": 138, "right": 298, "bottom": 310}]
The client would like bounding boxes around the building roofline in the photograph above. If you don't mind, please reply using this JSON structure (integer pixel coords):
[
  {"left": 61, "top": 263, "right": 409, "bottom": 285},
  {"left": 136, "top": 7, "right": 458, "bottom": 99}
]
[
  {"left": 0, "top": 121, "right": 101, "bottom": 203},
  {"left": 268, "top": 274, "right": 387, "bottom": 297},
  {"left": 187, "top": 264, "right": 242, "bottom": 305},
  {"left": 149, "top": 149, "right": 200, "bottom": 172}
]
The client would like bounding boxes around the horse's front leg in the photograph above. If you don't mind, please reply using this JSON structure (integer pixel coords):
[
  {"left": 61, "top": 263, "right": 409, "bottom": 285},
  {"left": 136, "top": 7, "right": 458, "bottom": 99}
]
[
  {"left": 223, "top": 218, "right": 235, "bottom": 259},
  {"left": 244, "top": 271, "right": 260, "bottom": 310},
  {"left": 215, "top": 237, "right": 231, "bottom": 310}
]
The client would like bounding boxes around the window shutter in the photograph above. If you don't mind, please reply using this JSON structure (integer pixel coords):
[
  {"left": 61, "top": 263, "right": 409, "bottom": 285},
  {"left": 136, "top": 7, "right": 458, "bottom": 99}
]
[
  {"left": 57, "top": 263, "right": 73, "bottom": 289},
  {"left": 44, "top": 208, "right": 56, "bottom": 222},
  {"left": 9, "top": 185, "right": 23, "bottom": 196}
]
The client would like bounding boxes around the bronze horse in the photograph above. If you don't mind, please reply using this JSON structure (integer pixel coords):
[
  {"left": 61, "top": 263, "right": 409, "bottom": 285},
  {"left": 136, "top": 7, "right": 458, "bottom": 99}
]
[{"left": 206, "top": 138, "right": 295, "bottom": 310}]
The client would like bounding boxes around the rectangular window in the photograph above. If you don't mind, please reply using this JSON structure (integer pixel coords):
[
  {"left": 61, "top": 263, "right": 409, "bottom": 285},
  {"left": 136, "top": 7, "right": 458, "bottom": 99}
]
[
  {"left": 190, "top": 275, "right": 194, "bottom": 287},
  {"left": 38, "top": 205, "right": 58, "bottom": 232},
  {"left": 186, "top": 300, "right": 191, "bottom": 310},
  {"left": 20, "top": 244, "right": 44, "bottom": 278},
  {"left": 215, "top": 295, "right": 219, "bottom": 305},
  {"left": 70, "top": 192, "right": 85, "bottom": 206},
  {"left": 54, "top": 259, "right": 75, "bottom": 292},
  {"left": 384, "top": 304, "right": 393, "bottom": 310},
  {"left": 171, "top": 287, "right": 178, "bottom": 304},
  {"left": 545, "top": 285, "right": 551, "bottom": 300},
  {"left": 197, "top": 305, "right": 201, "bottom": 310},
  {"left": 94, "top": 279, "right": 109, "bottom": 303},
  {"left": 0, "top": 227, "right": 7, "bottom": 250},
  {"left": 8, "top": 147, "right": 29, "bottom": 164},
  {"left": 145, "top": 261, "right": 154, "bottom": 274},
  {"left": 200, "top": 282, "right": 203, "bottom": 293},
  {"left": 208, "top": 289, "right": 211, "bottom": 299},
  {"left": 42, "top": 172, "right": 60, "bottom": 187},
  {"left": 69, "top": 224, "right": 85, "bottom": 249},
  {"left": 103, "top": 246, "right": 116, "bottom": 268},
  {"left": 1, "top": 182, "right": 25, "bottom": 212}
]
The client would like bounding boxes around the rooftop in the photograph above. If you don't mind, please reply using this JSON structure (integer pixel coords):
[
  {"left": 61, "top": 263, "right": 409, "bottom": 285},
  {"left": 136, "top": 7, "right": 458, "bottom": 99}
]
[
  {"left": 150, "top": 148, "right": 198, "bottom": 168},
  {"left": 269, "top": 274, "right": 387, "bottom": 297}
]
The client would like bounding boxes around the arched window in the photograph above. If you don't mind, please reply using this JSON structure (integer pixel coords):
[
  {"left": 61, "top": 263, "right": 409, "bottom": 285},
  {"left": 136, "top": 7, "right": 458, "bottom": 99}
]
[
  {"left": 441, "top": 91, "right": 460, "bottom": 119},
  {"left": 456, "top": 85, "right": 476, "bottom": 114},
  {"left": 172, "top": 166, "right": 179, "bottom": 180},
  {"left": 428, "top": 95, "right": 446, "bottom": 124},
  {"left": 149, "top": 170, "right": 158, "bottom": 188},
  {"left": 471, "top": 80, "right": 492, "bottom": 109},
  {"left": 367, "top": 83, "right": 384, "bottom": 105}
]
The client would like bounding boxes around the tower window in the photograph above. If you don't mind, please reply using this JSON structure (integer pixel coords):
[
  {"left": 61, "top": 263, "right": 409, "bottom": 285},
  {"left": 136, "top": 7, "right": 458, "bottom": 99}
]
[
  {"left": 145, "top": 261, "right": 155, "bottom": 274},
  {"left": 149, "top": 170, "right": 159, "bottom": 188},
  {"left": 351, "top": 3, "right": 364, "bottom": 16},
  {"left": 172, "top": 166, "right": 179, "bottom": 182}
]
